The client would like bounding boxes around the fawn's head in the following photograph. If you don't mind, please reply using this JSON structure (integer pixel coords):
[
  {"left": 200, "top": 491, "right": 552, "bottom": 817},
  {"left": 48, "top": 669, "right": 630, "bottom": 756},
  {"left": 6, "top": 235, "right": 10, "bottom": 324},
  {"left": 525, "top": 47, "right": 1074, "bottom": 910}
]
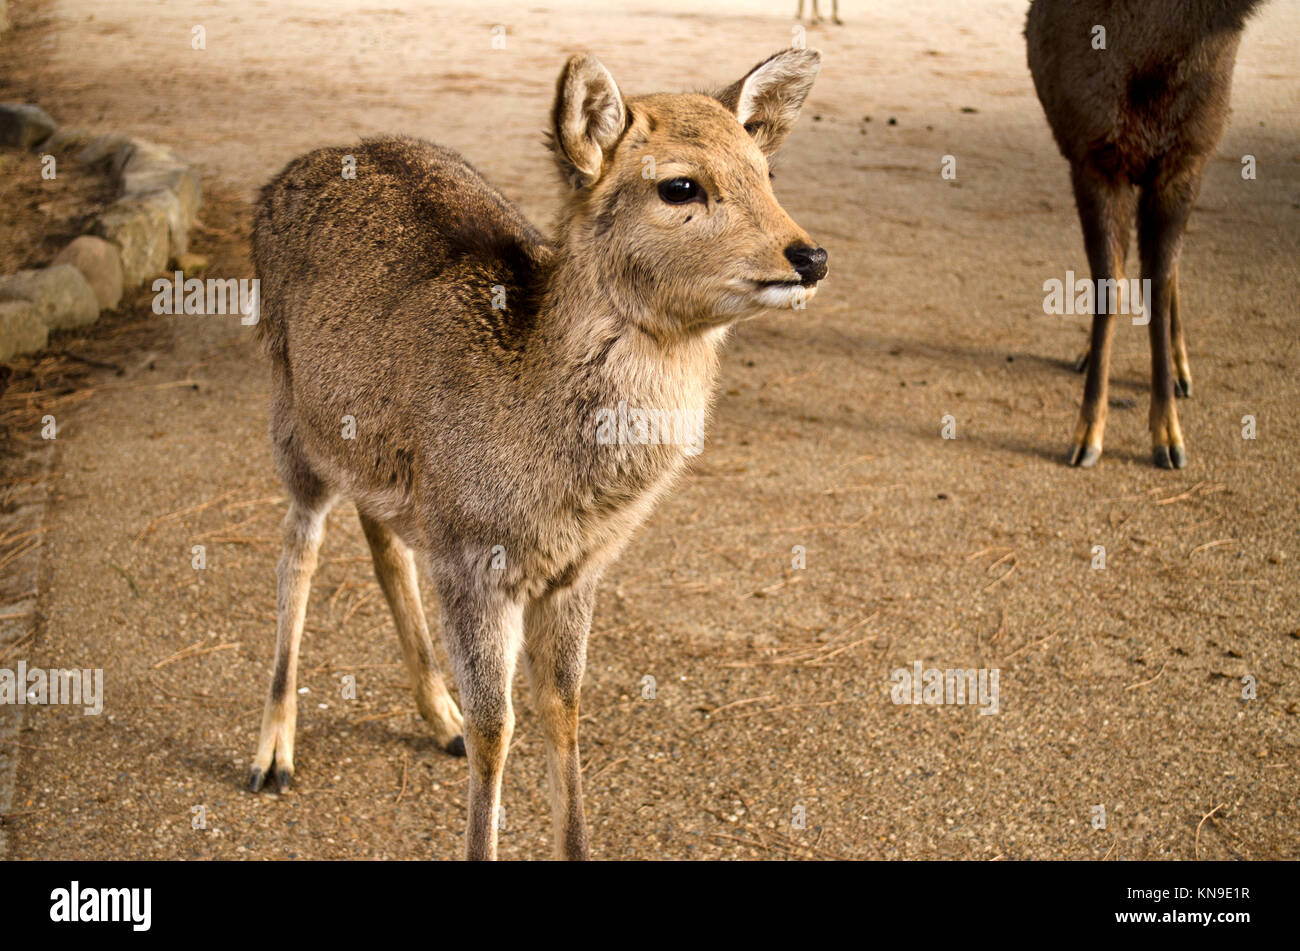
[{"left": 549, "top": 49, "right": 827, "bottom": 341}]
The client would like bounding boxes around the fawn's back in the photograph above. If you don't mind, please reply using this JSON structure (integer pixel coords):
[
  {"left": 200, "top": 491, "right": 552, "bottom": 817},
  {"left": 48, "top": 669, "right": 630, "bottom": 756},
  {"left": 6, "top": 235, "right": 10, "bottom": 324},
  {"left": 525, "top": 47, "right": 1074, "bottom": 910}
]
[{"left": 254, "top": 140, "right": 567, "bottom": 563}]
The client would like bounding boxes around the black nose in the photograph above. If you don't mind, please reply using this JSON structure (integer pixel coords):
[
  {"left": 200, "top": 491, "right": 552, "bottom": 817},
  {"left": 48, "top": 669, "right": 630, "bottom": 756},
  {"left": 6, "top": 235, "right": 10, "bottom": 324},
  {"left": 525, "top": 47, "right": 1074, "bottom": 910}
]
[{"left": 784, "top": 243, "right": 828, "bottom": 285}]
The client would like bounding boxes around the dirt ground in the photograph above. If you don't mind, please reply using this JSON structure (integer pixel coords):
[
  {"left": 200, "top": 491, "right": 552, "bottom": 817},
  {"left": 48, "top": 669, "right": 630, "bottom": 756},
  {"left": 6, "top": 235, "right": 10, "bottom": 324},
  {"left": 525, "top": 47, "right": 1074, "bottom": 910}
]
[
  {"left": 0, "top": 144, "right": 115, "bottom": 275},
  {"left": 0, "top": 0, "right": 1296, "bottom": 860}
]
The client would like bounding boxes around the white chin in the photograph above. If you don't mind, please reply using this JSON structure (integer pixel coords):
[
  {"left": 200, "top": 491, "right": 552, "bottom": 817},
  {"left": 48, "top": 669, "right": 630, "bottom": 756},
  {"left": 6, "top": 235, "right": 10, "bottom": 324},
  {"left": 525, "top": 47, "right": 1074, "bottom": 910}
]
[{"left": 753, "top": 283, "right": 817, "bottom": 310}]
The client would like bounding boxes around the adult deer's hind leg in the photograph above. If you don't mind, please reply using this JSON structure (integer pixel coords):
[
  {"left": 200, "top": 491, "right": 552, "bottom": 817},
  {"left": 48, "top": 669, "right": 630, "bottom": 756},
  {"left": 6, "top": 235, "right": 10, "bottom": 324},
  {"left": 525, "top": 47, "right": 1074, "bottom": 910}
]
[
  {"left": 1068, "top": 162, "right": 1136, "bottom": 468},
  {"left": 358, "top": 512, "right": 465, "bottom": 755},
  {"left": 1140, "top": 162, "right": 1200, "bottom": 469},
  {"left": 1072, "top": 166, "right": 1134, "bottom": 375},
  {"left": 1170, "top": 261, "right": 1192, "bottom": 398}
]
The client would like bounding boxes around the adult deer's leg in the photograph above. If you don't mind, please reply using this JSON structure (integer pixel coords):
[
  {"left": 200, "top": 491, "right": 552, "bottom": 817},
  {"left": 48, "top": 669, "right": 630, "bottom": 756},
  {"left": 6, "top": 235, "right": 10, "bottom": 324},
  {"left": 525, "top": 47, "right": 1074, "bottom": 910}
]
[
  {"left": 1074, "top": 180, "right": 1134, "bottom": 373},
  {"left": 438, "top": 578, "right": 524, "bottom": 860},
  {"left": 1068, "top": 162, "right": 1136, "bottom": 468},
  {"left": 1139, "top": 163, "right": 1200, "bottom": 469},
  {"left": 524, "top": 578, "right": 597, "bottom": 860},
  {"left": 359, "top": 512, "right": 465, "bottom": 755},
  {"left": 1170, "top": 261, "right": 1192, "bottom": 398},
  {"left": 250, "top": 490, "right": 335, "bottom": 792}
]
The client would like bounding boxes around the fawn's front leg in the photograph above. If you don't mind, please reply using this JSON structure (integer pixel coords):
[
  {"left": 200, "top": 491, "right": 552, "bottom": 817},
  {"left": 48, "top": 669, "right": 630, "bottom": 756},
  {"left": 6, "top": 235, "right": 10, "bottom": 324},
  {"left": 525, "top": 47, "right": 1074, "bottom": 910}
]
[
  {"left": 524, "top": 579, "right": 597, "bottom": 860},
  {"left": 438, "top": 580, "right": 524, "bottom": 860}
]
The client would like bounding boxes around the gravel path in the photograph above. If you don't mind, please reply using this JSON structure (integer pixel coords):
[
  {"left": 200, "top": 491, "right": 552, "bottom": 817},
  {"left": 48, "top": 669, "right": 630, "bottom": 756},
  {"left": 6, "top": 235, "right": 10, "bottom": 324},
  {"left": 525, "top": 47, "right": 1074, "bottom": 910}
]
[{"left": 0, "top": 0, "right": 1296, "bottom": 859}]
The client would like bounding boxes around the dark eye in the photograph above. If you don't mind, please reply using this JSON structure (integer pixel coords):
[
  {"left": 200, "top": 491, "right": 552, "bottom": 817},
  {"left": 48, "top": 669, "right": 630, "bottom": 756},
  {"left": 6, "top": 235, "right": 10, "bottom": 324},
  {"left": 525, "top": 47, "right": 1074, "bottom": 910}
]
[{"left": 657, "top": 177, "right": 702, "bottom": 204}]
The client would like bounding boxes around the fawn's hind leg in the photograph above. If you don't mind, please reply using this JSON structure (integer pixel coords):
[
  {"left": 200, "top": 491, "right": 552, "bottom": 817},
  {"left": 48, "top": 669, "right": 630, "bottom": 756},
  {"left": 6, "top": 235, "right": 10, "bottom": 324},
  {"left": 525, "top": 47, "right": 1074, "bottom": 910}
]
[
  {"left": 250, "top": 491, "right": 334, "bottom": 792},
  {"left": 1067, "top": 162, "right": 1136, "bottom": 467},
  {"left": 524, "top": 579, "right": 596, "bottom": 860},
  {"left": 358, "top": 512, "right": 465, "bottom": 755}
]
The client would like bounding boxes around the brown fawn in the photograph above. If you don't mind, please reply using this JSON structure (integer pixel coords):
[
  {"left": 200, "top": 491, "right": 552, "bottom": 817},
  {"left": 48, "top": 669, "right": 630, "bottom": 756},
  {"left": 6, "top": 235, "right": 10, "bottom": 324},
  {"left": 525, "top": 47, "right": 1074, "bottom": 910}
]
[
  {"left": 1026, "top": 0, "right": 1262, "bottom": 468},
  {"left": 247, "top": 49, "right": 827, "bottom": 859}
]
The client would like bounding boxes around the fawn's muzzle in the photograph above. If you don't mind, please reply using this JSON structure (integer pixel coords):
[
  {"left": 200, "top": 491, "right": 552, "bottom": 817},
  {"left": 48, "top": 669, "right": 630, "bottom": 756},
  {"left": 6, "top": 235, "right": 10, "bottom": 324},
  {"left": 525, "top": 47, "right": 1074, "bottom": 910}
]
[{"left": 785, "top": 243, "right": 829, "bottom": 285}]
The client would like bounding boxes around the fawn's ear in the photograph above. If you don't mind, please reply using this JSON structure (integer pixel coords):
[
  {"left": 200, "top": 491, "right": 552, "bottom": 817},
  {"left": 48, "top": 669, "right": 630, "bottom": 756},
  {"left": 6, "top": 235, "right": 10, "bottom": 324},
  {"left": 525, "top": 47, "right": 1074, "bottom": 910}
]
[
  {"left": 715, "top": 49, "right": 821, "bottom": 155},
  {"left": 551, "top": 54, "right": 628, "bottom": 188}
]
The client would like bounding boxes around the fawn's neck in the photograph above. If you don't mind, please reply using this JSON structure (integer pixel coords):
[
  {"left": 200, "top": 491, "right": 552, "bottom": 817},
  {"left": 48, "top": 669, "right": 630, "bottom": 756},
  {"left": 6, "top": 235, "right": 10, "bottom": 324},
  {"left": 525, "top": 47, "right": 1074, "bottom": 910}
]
[{"left": 533, "top": 248, "right": 729, "bottom": 433}]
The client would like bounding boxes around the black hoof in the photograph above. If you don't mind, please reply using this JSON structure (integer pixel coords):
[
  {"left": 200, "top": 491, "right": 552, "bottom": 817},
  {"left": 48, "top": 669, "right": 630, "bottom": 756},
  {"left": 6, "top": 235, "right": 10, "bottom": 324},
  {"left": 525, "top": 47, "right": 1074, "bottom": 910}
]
[
  {"left": 248, "top": 768, "right": 265, "bottom": 793},
  {"left": 1153, "top": 445, "right": 1186, "bottom": 469},
  {"left": 276, "top": 769, "right": 293, "bottom": 793},
  {"left": 1174, "top": 378, "right": 1192, "bottom": 399},
  {"left": 1073, "top": 350, "right": 1090, "bottom": 373},
  {"left": 445, "top": 735, "right": 466, "bottom": 757},
  {"left": 1068, "top": 443, "right": 1100, "bottom": 468}
]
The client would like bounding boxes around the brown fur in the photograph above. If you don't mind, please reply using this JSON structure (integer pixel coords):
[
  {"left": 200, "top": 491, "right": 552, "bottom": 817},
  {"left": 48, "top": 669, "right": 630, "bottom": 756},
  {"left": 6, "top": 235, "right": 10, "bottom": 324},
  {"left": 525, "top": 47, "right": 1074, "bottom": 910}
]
[
  {"left": 1026, "top": 0, "right": 1262, "bottom": 468},
  {"left": 247, "top": 49, "right": 826, "bottom": 860}
]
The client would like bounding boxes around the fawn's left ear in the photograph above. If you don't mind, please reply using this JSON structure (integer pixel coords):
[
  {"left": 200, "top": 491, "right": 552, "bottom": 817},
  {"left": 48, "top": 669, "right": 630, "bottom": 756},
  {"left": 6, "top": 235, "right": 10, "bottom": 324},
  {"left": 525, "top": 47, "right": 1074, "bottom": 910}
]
[
  {"left": 551, "top": 54, "right": 628, "bottom": 188},
  {"left": 715, "top": 49, "right": 821, "bottom": 155}
]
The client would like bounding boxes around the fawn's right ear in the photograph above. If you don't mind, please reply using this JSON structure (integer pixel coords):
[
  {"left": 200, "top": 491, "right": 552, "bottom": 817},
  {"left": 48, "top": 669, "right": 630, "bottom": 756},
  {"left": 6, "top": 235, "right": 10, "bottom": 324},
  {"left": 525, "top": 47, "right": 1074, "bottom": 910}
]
[{"left": 550, "top": 54, "right": 628, "bottom": 189}]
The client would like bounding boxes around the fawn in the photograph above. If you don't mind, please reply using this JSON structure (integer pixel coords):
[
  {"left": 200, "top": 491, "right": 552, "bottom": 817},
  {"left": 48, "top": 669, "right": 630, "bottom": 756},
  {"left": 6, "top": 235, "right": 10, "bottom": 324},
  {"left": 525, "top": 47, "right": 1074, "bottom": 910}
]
[
  {"left": 1026, "top": 0, "right": 1262, "bottom": 468},
  {"left": 247, "top": 49, "right": 826, "bottom": 859}
]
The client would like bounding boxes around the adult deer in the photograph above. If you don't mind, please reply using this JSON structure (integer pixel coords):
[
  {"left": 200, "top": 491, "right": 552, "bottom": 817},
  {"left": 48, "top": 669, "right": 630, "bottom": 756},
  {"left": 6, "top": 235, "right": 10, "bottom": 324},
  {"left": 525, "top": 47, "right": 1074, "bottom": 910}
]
[{"left": 1027, "top": 0, "right": 1262, "bottom": 468}]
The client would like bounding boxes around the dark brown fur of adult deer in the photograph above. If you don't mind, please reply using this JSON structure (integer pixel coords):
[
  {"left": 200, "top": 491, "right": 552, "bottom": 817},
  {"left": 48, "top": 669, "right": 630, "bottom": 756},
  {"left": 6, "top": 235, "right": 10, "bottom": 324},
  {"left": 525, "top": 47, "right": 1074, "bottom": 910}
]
[
  {"left": 1026, "top": 0, "right": 1262, "bottom": 468},
  {"left": 247, "top": 49, "right": 826, "bottom": 859}
]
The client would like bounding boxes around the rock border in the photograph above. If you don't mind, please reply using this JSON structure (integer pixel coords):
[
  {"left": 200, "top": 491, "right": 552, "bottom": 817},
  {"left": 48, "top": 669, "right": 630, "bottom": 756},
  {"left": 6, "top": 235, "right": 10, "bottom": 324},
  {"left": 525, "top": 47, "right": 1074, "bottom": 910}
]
[
  {"left": 0, "top": 98, "right": 203, "bottom": 853},
  {"left": 0, "top": 102, "right": 204, "bottom": 361}
]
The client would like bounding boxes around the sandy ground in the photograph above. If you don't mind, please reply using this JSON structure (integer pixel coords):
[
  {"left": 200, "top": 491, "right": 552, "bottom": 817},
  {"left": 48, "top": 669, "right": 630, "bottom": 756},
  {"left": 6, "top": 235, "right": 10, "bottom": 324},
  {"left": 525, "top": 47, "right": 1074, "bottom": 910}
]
[{"left": 0, "top": 0, "right": 1297, "bottom": 859}]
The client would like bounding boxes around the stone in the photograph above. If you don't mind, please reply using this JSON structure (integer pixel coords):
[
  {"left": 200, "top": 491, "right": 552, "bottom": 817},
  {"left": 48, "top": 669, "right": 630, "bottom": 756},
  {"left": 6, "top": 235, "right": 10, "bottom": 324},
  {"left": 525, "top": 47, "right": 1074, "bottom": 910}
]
[
  {"left": 0, "top": 265, "right": 99, "bottom": 332},
  {"left": 134, "top": 189, "right": 188, "bottom": 259},
  {"left": 0, "top": 103, "right": 56, "bottom": 149},
  {"left": 0, "top": 301, "right": 48, "bottom": 361},
  {"left": 40, "top": 127, "right": 92, "bottom": 153},
  {"left": 53, "top": 236, "right": 123, "bottom": 310},
  {"left": 94, "top": 198, "right": 170, "bottom": 285},
  {"left": 113, "top": 138, "right": 173, "bottom": 176},
  {"left": 118, "top": 138, "right": 202, "bottom": 225},
  {"left": 76, "top": 132, "right": 132, "bottom": 168},
  {"left": 121, "top": 163, "right": 203, "bottom": 225}
]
